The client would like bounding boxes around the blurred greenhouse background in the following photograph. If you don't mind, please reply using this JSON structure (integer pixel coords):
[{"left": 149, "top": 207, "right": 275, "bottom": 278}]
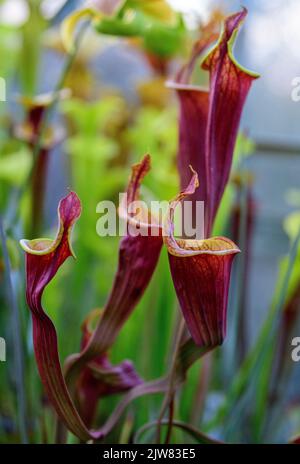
[{"left": 0, "top": 0, "right": 300, "bottom": 444}]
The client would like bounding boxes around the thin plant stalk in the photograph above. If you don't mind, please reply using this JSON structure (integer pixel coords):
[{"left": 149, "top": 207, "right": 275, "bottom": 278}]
[
  {"left": 164, "top": 397, "right": 175, "bottom": 445},
  {"left": 155, "top": 316, "right": 185, "bottom": 443},
  {"left": 190, "top": 353, "right": 212, "bottom": 425},
  {"left": 230, "top": 176, "right": 250, "bottom": 370}
]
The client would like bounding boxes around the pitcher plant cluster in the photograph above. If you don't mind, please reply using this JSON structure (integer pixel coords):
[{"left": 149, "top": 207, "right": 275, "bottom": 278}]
[{"left": 19, "top": 6, "right": 255, "bottom": 442}]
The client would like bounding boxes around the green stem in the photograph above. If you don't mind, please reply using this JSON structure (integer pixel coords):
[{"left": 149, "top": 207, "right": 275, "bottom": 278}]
[{"left": 230, "top": 175, "right": 249, "bottom": 370}]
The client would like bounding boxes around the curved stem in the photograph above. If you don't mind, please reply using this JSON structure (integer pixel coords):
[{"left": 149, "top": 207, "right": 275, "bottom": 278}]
[{"left": 135, "top": 419, "right": 224, "bottom": 444}]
